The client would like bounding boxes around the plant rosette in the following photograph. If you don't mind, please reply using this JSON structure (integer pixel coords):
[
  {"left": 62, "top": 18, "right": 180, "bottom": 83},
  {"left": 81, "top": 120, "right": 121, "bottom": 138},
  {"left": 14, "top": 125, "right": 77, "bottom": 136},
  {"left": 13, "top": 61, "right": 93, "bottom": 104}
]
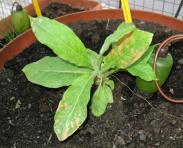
[{"left": 23, "top": 16, "right": 159, "bottom": 141}]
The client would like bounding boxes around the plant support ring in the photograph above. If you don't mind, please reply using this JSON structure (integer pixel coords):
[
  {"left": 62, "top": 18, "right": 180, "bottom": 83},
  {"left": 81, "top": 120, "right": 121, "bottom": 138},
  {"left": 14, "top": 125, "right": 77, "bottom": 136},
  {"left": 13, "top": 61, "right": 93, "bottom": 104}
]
[{"left": 153, "top": 34, "right": 183, "bottom": 104}]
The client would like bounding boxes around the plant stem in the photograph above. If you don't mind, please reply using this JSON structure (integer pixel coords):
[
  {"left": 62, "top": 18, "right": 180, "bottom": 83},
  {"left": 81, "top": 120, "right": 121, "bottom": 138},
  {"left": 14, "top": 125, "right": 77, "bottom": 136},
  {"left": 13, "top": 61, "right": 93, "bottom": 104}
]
[{"left": 103, "top": 69, "right": 118, "bottom": 77}]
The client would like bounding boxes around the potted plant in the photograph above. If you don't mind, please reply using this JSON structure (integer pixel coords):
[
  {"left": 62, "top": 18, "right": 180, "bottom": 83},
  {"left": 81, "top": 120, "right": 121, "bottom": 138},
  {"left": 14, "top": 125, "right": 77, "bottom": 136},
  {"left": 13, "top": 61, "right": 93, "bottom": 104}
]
[
  {"left": 23, "top": 15, "right": 158, "bottom": 141},
  {"left": 0, "top": 10, "right": 183, "bottom": 147}
]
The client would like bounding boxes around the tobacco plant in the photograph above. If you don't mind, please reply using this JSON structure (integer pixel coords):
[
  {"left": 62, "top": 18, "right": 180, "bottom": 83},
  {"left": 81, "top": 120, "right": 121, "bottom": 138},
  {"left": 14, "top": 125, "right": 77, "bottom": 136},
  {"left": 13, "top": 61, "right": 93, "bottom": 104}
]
[{"left": 23, "top": 16, "right": 157, "bottom": 141}]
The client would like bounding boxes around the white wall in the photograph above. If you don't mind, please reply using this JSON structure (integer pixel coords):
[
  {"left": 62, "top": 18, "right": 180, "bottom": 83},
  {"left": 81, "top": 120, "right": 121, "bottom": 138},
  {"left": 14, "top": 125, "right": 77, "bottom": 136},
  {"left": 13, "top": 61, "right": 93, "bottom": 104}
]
[{"left": 0, "top": 0, "right": 31, "bottom": 19}]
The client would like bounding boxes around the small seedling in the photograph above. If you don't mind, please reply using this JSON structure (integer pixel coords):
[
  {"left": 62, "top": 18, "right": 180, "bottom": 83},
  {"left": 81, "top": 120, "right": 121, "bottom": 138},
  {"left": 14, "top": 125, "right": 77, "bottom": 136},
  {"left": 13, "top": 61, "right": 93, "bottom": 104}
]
[
  {"left": 0, "top": 41, "right": 3, "bottom": 48},
  {"left": 23, "top": 17, "right": 157, "bottom": 141},
  {"left": 4, "top": 32, "right": 17, "bottom": 43},
  {"left": 0, "top": 32, "right": 16, "bottom": 48}
]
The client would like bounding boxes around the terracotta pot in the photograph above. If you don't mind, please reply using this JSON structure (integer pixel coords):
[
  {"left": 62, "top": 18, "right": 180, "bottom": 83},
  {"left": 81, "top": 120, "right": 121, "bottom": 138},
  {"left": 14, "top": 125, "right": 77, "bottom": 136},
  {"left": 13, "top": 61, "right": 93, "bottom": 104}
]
[
  {"left": 0, "top": 0, "right": 102, "bottom": 39},
  {"left": 0, "top": 9, "right": 183, "bottom": 70}
]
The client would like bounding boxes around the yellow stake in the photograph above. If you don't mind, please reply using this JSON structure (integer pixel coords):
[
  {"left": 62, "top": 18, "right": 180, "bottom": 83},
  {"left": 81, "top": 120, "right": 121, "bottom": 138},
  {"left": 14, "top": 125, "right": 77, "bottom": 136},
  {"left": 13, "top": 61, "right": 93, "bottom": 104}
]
[
  {"left": 32, "top": 0, "right": 42, "bottom": 16},
  {"left": 121, "top": 0, "right": 132, "bottom": 23}
]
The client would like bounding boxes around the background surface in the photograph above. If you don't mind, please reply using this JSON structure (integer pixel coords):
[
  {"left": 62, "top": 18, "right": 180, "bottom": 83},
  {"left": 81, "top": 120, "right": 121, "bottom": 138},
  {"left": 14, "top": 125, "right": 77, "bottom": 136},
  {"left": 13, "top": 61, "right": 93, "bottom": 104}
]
[{"left": 0, "top": 0, "right": 182, "bottom": 19}]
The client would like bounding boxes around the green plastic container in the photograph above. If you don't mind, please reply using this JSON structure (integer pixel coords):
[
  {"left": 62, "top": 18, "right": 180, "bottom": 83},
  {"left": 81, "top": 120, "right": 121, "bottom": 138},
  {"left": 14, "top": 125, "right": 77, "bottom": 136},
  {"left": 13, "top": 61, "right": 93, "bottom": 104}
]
[
  {"left": 136, "top": 53, "right": 173, "bottom": 93},
  {"left": 11, "top": 4, "right": 30, "bottom": 34}
]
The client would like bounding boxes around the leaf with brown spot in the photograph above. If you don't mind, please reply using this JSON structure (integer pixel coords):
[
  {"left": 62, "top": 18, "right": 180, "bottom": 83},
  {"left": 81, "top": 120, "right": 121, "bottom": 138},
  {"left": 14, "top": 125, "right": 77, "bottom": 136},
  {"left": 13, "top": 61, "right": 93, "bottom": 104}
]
[
  {"left": 100, "top": 22, "right": 135, "bottom": 55},
  {"left": 54, "top": 73, "right": 94, "bottom": 141},
  {"left": 102, "top": 29, "right": 153, "bottom": 72}
]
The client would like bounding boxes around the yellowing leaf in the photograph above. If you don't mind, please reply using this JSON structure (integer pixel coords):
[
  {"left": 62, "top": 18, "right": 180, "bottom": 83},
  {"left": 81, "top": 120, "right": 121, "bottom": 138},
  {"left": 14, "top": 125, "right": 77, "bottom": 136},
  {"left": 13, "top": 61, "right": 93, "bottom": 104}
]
[
  {"left": 102, "top": 29, "right": 153, "bottom": 71},
  {"left": 54, "top": 73, "right": 94, "bottom": 141},
  {"left": 100, "top": 22, "right": 135, "bottom": 55}
]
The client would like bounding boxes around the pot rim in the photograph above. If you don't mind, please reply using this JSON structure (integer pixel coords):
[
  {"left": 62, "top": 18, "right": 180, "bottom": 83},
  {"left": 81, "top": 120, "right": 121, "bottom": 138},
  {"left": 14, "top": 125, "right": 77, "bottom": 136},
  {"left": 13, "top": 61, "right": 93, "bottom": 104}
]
[{"left": 0, "top": 9, "right": 183, "bottom": 69}]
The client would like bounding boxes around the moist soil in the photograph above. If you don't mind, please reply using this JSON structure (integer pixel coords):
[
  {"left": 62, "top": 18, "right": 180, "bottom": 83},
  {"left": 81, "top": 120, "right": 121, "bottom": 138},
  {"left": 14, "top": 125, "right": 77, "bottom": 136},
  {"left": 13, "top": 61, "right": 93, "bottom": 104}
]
[
  {"left": 42, "top": 2, "right": 85, "bottom": 19},
  {"left": 0, "top": 20, "right": 183, "bottom": 148},
  {"left": 0, "top": 2, "right": 84, "bottom": 48}
]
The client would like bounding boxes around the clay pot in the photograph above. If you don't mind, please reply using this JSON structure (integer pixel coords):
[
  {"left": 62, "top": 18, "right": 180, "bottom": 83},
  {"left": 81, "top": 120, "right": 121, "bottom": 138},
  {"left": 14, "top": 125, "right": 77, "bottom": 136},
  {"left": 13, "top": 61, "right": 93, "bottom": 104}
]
[
  {"left": 0, "top": 0, "right": 102, "bottom": 39},
  {"left": 0, "top": 9, "right": 183, "bottom": 70}
]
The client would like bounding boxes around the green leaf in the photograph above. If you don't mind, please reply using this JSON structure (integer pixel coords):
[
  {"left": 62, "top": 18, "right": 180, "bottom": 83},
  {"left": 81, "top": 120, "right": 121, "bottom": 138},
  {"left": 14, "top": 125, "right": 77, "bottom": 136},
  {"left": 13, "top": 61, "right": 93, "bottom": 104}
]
[
  {"left": 127, "top": 63, "right": 157, "bottom": 81},
  {"left": 87, "top": 49, "right": 99, "bottom": 69},
  {"left": 105, "top": 79, "right": 115, "bottom": 90},
  {"left": 91, "top": 81, "right": 113, "bottom": 117},
  {"left": 102, "top": 29, "right": 153, "bottom": 71},
  {"left": 137, "top": 44, "right": 159, "bottom": 64},
  {"left": 54, "top": 73, "right": 94, "bottom": 141},
  {"left": 104, "top": 84, "right": 113, "bottom": 103},
  {"left": 104, "top": 79, "right": 114, "bottom": 103},
  {"left": 127, "top": 45, "right": 158, "bottom": 81},
  {"left": 30, "top": 16, "right": 91, "bottom": 68},
  {"left": 22, "top": 56, "right": 92, "bottom": 88},
  {"left": 100, "top": 22, "right": 135, "bottom": 55}
]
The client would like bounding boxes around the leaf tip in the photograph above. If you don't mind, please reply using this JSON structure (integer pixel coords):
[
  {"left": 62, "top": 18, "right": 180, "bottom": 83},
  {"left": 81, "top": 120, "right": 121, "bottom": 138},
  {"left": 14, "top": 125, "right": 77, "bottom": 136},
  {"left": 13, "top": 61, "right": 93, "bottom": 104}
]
[
  {"left": 91, "top": 108, "right": 103, "bottom": 117},
  {"left": 22, "top": 66, "right": 26, "bottom": 73}
]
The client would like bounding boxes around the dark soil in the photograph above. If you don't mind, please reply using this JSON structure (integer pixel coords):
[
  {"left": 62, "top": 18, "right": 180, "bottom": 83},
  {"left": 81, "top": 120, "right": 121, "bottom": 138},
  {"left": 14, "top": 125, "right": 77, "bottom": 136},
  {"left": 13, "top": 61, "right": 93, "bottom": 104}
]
[
  {"left": 0, "top": 38, "right": 6, "bottom": 48},
  {"left": 0, "top": 2, "right": 84, "bottom": 48},
  {"left": 42, "top": 2, "right": 85, "bottom": 19},
  {"left": 0, "top": 20, "right": 183, "bottom": 148}
]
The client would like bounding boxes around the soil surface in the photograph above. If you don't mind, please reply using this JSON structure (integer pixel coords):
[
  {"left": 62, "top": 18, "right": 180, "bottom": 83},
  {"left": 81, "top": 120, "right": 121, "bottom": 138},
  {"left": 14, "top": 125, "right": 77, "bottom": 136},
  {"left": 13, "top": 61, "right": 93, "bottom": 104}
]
[
  {"left": 42, "top": 2, "right": 85, "bottom": 19},
  {"left": 0, "top": 20, "right": 183, "bottom": 148},
  {"left": 0, "top": 2, "right": 84, "bottom": 49}
]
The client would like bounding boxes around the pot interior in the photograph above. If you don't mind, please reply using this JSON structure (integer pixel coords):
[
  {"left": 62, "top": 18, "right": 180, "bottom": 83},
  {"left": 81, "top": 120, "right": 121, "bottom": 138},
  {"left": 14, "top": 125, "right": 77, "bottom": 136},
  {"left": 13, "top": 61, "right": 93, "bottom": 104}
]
[{"left": 0, "top": 19, "right": 183, "bottom": 147}]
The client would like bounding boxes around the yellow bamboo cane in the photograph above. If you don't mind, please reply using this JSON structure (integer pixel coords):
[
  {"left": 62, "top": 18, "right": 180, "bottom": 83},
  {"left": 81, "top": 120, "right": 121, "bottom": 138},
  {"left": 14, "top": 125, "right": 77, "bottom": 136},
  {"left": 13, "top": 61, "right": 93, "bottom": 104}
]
[
  {"left": 32, "top": 0, "right": 42, "bottom": 16},
  {"left": 121, "top": 0, "right": 132, "bottom": 23}
]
